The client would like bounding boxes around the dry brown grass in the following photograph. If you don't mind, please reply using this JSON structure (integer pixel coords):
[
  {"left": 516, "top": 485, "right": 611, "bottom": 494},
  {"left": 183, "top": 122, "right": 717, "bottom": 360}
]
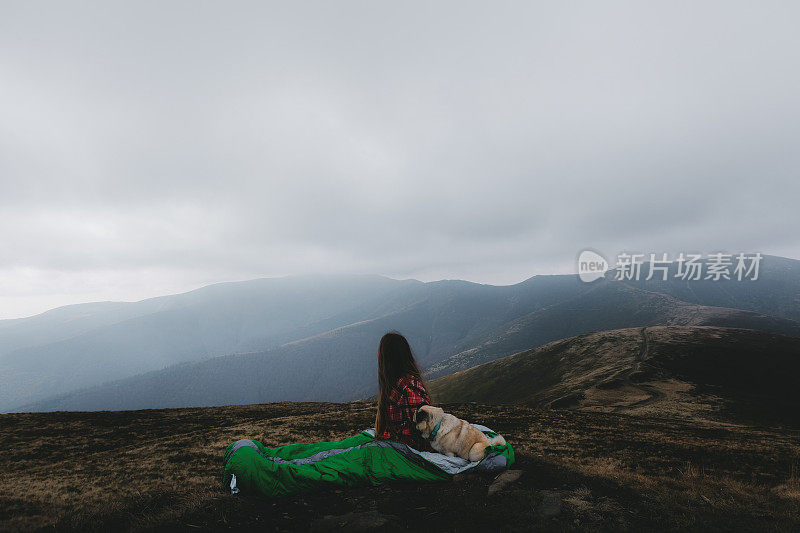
[{"left": 1, "top": 402, "right": 799, "bottom": 531}]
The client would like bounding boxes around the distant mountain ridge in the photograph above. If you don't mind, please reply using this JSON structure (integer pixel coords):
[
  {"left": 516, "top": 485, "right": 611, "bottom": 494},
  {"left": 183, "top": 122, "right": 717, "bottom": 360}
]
[
  {"left": 0, "top": 275, "right": 416, "bottom": 410},
  {"left": 614, "top": 254, "right": 800, "bottom": 322},
  {"left": 6, "top": 255, "right": 800, "bottom": 413}
]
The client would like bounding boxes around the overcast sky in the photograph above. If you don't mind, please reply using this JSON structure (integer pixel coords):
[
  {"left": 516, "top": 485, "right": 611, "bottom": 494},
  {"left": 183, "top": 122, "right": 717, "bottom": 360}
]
[{"left": 1, "top": 1, "right": 799, "bottom": 319}]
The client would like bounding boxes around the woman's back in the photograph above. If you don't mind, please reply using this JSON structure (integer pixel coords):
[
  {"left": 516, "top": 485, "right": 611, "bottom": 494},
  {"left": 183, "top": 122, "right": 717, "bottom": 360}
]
[{"left": 377, "top": 372, "right": 431, "bottom": 449}]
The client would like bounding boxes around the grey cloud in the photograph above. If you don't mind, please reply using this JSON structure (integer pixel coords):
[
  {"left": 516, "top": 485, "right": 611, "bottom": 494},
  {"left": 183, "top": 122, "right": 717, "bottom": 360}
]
[{"left": 1, "top": 1, "right": 799, "bottom": 317}]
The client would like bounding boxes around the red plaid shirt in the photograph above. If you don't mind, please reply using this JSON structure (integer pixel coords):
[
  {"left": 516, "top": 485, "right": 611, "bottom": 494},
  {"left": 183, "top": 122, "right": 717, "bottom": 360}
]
[{"left": 377, "top": 373, "right": 431, "bottom": 450}]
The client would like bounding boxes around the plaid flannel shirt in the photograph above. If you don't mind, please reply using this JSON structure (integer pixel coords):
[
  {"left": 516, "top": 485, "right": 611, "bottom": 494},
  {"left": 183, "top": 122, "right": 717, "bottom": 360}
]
[{"left": 377, "top": 373, "right": 431, "bottom": 450}]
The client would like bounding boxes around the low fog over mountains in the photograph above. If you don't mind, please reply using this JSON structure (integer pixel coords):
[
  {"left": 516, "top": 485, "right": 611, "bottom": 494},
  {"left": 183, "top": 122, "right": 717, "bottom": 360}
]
[
  {"left": 0, "top": 275, "right": 412, "bottom": 410},
  {"left": 2, "top": 255, "right": 799, "bottom": 413}
]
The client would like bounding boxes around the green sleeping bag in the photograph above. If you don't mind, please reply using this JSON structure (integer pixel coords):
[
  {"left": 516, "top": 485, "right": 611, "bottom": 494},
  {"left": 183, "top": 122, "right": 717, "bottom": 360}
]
[{"left": 223, "top": 425, "right": 514, "bottom": 498}]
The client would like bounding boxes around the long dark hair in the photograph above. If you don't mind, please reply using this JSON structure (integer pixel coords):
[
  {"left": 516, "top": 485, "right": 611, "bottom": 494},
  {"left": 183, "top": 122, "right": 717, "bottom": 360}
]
[{"left": 375, "top": 331, "right": 425, "bottom": 437}]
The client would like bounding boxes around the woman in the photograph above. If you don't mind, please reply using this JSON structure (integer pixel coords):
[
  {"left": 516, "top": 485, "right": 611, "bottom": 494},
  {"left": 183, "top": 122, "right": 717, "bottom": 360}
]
[{"left": 375, "top": 331, "right": 433, "bottom": 451}]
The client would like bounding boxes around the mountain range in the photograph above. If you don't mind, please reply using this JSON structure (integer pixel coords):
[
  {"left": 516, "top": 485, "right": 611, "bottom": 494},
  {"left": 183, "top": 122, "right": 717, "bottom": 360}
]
[{"left": 3, "top": 255, "right": 799, "bottom": 413}]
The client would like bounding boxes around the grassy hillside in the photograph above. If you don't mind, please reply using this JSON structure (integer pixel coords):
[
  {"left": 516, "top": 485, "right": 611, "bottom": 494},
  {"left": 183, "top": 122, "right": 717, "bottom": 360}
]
[
  {"left": 429, "top": 326, "right": 800, "bottom": 426},
  {"left": 1, "top": 403, "right": 798, "bottom": 531},
  {"left": 427, "top": 281, "right": 800, "bottom": 378}
]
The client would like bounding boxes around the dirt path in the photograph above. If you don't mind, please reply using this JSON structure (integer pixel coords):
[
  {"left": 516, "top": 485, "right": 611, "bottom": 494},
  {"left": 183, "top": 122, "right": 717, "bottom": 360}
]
[{"left": 614, "top": 327, "right": 665, "bottom": 410}]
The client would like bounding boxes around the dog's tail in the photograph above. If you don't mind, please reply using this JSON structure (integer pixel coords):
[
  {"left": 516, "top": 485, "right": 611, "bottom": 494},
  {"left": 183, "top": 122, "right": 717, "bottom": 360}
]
[
  {"left": 488, "top": 434, "right": 506, "bottom": 446},
  {"left": 469, "top": 434, "right": 507, "bottom": 461}
]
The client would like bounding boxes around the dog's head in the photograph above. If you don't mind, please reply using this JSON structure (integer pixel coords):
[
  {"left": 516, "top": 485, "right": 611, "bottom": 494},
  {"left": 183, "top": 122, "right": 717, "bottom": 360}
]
[{"left": 414, "top": 405, "right": 444, "bottom": 437}]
